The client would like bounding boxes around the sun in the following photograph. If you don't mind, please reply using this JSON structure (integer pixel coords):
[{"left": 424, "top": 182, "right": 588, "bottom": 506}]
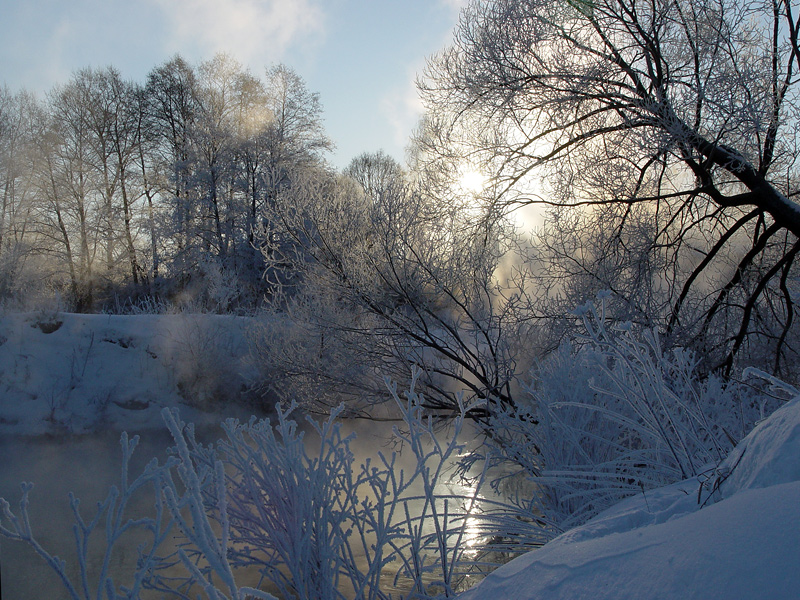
[{"left": 456, "top": 168, "right": 488, "bottom": 195}]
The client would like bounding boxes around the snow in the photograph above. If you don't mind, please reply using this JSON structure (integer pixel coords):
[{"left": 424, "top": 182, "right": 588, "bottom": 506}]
[
  {"left": 459, "top": 399, "right": 800, "bottom": 600},
  {"left": 0, "top": 311, "right": 268, "bottom": 436}
]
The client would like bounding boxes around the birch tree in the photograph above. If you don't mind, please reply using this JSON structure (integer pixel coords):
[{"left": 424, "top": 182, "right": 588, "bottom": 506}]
[{"left": 0, "top": 88, "right": 38, "bottom": 302}]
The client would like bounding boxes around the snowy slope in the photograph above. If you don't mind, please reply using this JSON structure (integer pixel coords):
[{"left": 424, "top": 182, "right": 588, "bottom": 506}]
[
  {"left": 0, "top": 311, "right": 269, "bottom": 435},
  {"left": 459, "top": 399, "right": 800, "bottom": 600}
]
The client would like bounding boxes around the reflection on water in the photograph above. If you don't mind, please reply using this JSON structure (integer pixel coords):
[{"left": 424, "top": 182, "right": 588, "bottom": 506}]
[{"left": 0, "top": 417, "right": 522, "bottom": 599}]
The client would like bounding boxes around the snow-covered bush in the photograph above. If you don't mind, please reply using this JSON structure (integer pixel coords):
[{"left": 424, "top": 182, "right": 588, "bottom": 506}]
[
  {"left": 483, "top": 298, "right": 781, "bottom": 532},
  {"left": 0, "top": 433, "right": 176, "bottom": 600},
  {"left": 248, "top": 299, "right": 381, "bottom": 415},
  {"left": 155, "top": 408, "right": 279, "bottom": 600},
  {"left": 28, "top": 294, "right": 66, "bottom": 333},
  {"left": 170, "top": 377, "right": 511, "bottom": 599},
  {"left": 1, "top": 378, "right": 533, "bottom": 599}
]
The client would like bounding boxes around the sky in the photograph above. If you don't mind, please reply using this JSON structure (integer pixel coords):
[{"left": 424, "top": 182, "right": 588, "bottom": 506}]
[{"left": 0, "top": 0, "right": 467, "bottom": 170}]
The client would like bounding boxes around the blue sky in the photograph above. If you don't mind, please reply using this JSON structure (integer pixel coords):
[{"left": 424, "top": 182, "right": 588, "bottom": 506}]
[{"left": 0, "top": 0, "right": 466, "bottom": 169}]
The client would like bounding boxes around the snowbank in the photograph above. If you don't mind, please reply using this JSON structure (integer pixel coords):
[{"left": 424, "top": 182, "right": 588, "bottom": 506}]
[
  {"left": 459, "top": 400, "right": 800, "bottom": 600},
  {"left": 0, "top": 312, "right": 268, "bottom": 435}
]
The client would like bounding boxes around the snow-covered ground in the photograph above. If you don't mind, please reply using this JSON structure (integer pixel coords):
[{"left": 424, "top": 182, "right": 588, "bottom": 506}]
[
  {"left": 0, "top": 311, "right": 270, "bottom": 436},
  {"left": 1, "top": 311, "right": 798, "bottom": 599},
  {"left": 459, "top": 398, "right": 800, "bottom": 600}
]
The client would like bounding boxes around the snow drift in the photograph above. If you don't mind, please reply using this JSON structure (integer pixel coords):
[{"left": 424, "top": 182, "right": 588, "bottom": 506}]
[{"left": 458, "top": 399, "right": 800, "bottom": 600}]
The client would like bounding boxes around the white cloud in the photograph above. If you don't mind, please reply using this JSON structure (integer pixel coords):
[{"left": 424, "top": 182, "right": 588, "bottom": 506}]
[
  {"left": 380, "top": 67, "right": 427, "bottom": 160},
  {"left": 438, "top": 0, "right": 470, "bottom": 14},
  {"left": 380, "top": 2, "right": 466, "bottom": 158},
  {"left": 149, "top": 0, "right": 325, "bottom": 65}
]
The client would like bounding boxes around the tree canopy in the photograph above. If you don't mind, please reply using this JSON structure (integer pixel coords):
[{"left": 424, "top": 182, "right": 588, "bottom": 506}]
[{"left": 420, "top": 0, "right": 800, "bottom": 376}]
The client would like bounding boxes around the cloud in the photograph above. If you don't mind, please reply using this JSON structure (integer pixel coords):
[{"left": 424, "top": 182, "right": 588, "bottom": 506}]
[
  {"left": 438, "top": 0, "right": 470, "bottom": 13},
  {"left": 381, "top": 70, "right": 426, "bottom": 156},
  {"left": 380, "top": 1, "right": 466, "bottom": 158},
  {"left": 149, "top": 0, "right": 325, "bottom": 65}
]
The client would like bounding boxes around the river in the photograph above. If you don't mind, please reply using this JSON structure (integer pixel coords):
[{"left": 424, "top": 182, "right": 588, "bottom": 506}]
[{"left": 0, "top": 414, "right": 520, "bottom": 599}]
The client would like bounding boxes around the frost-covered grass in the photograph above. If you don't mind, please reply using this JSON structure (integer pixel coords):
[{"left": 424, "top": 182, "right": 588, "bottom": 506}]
[{"left": 480, "top": 300, "right": 782, "bottom": 534}]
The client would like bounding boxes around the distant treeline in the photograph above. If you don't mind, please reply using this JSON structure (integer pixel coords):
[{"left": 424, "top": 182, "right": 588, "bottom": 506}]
[{"left": 0, "top": 54, "right": 332, "bottom": 312}]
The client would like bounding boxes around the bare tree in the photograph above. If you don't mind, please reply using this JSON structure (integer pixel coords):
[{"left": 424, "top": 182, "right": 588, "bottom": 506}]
[
  {"left": 263, "top": 64, "right": 332, "bottom": 174},
  {"left": 260, "top": 66, "right": 333, "bottom": 225},
  {"left": 25, "top": 68, "right": 150, "bottom": 309},
  {"left": 31, "top": 75, "right": 108, "bottom": 310},
  {"left": 0, "top": 88, "right": 39, "bottom": 302},
  {"left": 145, "top": 56, "right": 200, "bottom": 278},
  {"left": 344, "top": 150, "right": 406, "bottom": 202},
  {"left": 252, "top": 160, "right": 534, "bottom": 418},
  {"left": 105, "top": 72, "right": 143, "bottom": 287},
  {"left": 80, "top": 67, "right": 143, "bottom": 286},
  {"left": 420, "top": 0, "right": 800, "bottom": 376}
]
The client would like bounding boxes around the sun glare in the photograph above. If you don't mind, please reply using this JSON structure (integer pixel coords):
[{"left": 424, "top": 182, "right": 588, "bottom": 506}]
[{"left": 457, "top": 168, "right": 488, "bottom": 195}]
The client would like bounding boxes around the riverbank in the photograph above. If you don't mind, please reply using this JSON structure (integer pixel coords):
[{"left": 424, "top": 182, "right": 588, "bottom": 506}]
[
  {"left": 0, "top": 311, "right": 270, "bottom": 436},
  {"left": 1, "top": 311, "right": 798, "bottom": 599},
  {"left": 460, "top": 398, "right": 800, "bottom": 599}
]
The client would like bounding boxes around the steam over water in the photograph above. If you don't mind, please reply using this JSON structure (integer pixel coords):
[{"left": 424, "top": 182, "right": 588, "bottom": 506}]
[
  {"left": 0, "top": 429, "right": 178, "bottom": 599},
  {"left": 0, "top": 416, "right": 495, "bottom": 599}
]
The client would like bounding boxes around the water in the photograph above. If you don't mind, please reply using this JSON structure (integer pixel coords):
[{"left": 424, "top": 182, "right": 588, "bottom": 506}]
[
  {"left": 0, "top": 417, "right": 518, "bottom": 599},
  {"left": 0, "top": 429, "right": 175, "bottom": 599}
]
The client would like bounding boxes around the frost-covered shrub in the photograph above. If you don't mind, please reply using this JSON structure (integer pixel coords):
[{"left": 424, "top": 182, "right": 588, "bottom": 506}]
[
  {"left": 181, "top": 378, "right": 508, "bottom": 599},
  {"left": 248, "top": 300, "right": 386, "bottom": 415},
  {"left": 104, "top": 294, "right": 175, "bottom": 315},
  {"left": 155, "top": 409, "right": 279, "bottom": 600},
  {"left": 28, "top": 294, "right": 66, "bottom": 333},
  {"left": 0, "top": 246, "right": 58, "bottom": 311},
  {"left": 0, "top": 433, "right": 176, "bottom": 600},
  {"left": 2, "top": 378, "right": 533, "bottom": 600},
  {"left": 484, "top": 299, "right": 781, "bottom": 532}
]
